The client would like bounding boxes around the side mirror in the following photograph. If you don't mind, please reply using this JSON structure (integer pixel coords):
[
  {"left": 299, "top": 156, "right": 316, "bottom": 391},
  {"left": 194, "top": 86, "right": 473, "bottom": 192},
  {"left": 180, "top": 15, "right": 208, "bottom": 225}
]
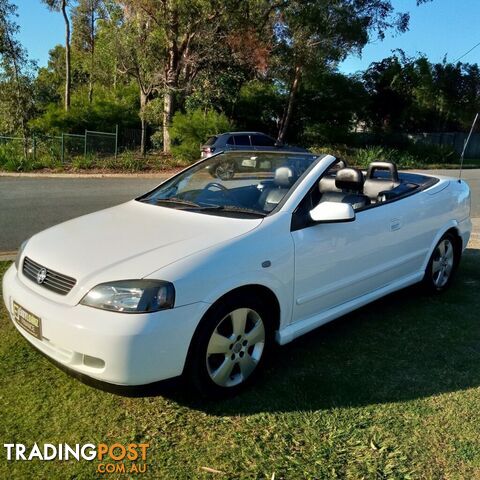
[{"left": 309, "top": 202, "right": 355, "bottom": 223}]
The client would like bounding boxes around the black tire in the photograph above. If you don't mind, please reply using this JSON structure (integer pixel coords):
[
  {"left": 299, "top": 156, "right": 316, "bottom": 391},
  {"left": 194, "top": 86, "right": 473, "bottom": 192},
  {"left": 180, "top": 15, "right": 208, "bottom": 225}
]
[
  {"left": 422, "top": 232, "right": 459, "bottom": 293},
  {"left": 185, "top": 292, "right": 274, "bottom": 398}
]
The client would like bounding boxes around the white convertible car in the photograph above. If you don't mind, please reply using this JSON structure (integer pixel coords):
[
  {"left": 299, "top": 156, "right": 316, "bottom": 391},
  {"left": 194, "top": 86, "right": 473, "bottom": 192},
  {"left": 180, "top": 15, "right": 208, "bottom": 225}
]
[{"left": 2, "top": 151, "right": 472, "bottom": 396}]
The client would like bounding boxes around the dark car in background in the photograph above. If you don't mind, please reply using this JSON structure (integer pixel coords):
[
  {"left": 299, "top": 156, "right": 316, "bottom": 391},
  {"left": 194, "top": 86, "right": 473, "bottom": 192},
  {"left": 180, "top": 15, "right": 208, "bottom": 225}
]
[{"left": 201, "top": 131, "right": 309, "bottom": 180}]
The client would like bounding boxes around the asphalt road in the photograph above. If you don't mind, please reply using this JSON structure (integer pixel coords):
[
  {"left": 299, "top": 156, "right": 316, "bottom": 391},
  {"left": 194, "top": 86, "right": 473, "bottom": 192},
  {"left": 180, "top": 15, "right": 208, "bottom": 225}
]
[
  {"left": 0, "top": 169, "right": 478, "bottom": 252},
  {"left": 0, "top": 176, "right": 165, "bottom": 251}
]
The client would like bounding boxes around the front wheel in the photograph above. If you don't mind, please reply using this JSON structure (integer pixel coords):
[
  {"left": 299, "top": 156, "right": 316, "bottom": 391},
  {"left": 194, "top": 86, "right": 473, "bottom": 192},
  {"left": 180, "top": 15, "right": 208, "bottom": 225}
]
[
  {"left": 186, "top": 294, "right": 273, "bottom": 397},
  {"left": 423, "top": 233, "right": 459, "bottom": 293}
]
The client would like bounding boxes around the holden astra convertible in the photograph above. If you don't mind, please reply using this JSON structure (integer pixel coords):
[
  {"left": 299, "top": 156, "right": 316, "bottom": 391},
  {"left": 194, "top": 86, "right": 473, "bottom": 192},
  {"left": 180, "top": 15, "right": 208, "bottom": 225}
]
[{"left": 2, "top": 151, "right": 472, "bottom": 396}]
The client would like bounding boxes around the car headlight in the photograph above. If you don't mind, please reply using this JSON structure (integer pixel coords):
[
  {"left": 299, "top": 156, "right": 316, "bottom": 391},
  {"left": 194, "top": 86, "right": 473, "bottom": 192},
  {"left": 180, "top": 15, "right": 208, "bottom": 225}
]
[
  {"left": 15, "top": 239, "right": 29, "bottom": 270},
  {"left": 80, "top": 280, "right": 175, "bottom": 313}
]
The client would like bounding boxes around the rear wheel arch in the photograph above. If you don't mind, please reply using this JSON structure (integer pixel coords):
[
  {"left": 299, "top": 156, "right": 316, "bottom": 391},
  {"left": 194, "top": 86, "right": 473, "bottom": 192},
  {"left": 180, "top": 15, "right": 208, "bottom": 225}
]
[
  {"left": 445, "top": 226, "right": 463, "bottom": 266},
  {"left": 423, "top": 229, "right": 460, "bottom": 292}
]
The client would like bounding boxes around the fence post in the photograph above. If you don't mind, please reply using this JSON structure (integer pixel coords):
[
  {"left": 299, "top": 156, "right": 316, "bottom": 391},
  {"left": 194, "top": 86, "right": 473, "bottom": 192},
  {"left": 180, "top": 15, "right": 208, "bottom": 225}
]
[
  {"left": 115, "top": 124, "right": 119, "bottom": 159},
  {"left": 61, "top": 133, "right": 65, "bottom": 164},
  {"left": 32, "top": 134, "right": 36, "bottom": 162},
  {"left": 84, "top": 130, "right": 88, "bottom": 157}
]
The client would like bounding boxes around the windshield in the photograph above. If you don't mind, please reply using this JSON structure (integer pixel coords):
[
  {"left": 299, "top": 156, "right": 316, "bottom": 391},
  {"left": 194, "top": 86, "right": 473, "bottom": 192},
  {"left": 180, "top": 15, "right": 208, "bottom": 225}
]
[{"left": 138, "top": 151, "right": 319, "bottom": 217}]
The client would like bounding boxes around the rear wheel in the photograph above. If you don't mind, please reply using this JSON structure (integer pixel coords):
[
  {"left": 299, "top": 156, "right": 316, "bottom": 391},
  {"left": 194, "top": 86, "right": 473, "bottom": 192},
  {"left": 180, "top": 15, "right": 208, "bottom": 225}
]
[
  {"left": 186, "top": 293, "right": 273, "bottom": 397},
  {"left": 423, "top": 232, "right": 459, "bottom": 293}
]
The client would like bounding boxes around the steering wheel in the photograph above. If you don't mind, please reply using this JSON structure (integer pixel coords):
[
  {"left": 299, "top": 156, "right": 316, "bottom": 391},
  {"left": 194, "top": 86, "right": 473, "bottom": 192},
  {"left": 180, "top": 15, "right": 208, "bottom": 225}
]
[
  {"left": 203, "top": 182, "right": 240, "bottom": 206},
  {"left": 205, "top": 182, "right": 228, "bottom": 192}
]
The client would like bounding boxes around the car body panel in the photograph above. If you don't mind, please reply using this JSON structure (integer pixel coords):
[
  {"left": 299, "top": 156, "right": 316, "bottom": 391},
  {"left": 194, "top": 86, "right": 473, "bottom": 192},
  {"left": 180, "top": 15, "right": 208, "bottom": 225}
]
[
  {"left": 2, "top": 264, "right": 208, "bottom": 384},
  {"left": 18, "top": 200, "right": 263, "bottom": 306}
]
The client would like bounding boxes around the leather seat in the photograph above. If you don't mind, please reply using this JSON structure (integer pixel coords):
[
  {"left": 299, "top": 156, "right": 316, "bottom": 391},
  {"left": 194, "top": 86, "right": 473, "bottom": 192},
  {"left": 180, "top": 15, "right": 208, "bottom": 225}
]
[
  {"left": 319, "top": 167, "right": 370, "bottom": 210},
  {"left": 318, "top": 159, "right": 349, "bottom": 194},
  {"left": 363, "top": 161, "right": 400, "bottom": 201},
  {"left": 259, "top": 166, "right": 296, "bottom": 212},
  {"left": 319, "top": 176, "right": 340, "bottom": 194}
]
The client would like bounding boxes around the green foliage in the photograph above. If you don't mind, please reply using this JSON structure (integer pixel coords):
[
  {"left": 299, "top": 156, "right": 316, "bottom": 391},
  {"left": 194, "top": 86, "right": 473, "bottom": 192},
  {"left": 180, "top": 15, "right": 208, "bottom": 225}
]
[
  {"left": 0, "top": 141, "right": 24, "bottom": 170},
  {"left": 354, "top": 145, "right": 394, "bottom": 167},
  {"left": 363, "top": 53, "right": 480, "bottom": 132},
  {"left": 1, "top": 0, "right": 475, "bottom": 164},
  {"left": 311, "top": 140, "right": 458, "bottom": 169},
  {"left": 115, "top": 151, "right": 145, "bottom": 172},
  {"left": 71, "top": 153, "right": 96, "bottom": 169},
  {"left": 234, "top": 80, "right": 282, "bottom": 134},
  {"left": 407, "top": 142, "right": 457, "bottom": 164},
  {"left": 30, "top": 84, "right": 139, "bottom": 134},
  {"left": 170, "top": 109, "right": 233, "bottom": 162}
]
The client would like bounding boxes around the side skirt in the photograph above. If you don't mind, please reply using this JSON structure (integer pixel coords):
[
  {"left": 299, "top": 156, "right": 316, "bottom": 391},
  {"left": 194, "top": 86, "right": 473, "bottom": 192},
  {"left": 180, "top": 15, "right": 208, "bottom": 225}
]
[{"left": 276, "top": 271, "right": 424, "bottom": 345}]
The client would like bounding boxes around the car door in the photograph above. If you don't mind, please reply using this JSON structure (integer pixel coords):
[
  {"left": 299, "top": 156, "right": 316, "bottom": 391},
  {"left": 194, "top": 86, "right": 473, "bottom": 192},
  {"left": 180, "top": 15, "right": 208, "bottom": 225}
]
[{"left": 290, "top": 187, "right": 420, "bottom": 326}]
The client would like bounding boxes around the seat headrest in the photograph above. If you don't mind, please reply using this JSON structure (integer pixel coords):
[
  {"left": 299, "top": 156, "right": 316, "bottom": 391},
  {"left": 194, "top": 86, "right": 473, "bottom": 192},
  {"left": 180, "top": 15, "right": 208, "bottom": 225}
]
[
  {"left": 366, "top": 161, "right": 399, "bottom": 182},
  {"left": 335, "top": 167, "right": 364, "bottom": 192},
  {"left": 274, "top": 167, "right": 295, "bottom": 187}
]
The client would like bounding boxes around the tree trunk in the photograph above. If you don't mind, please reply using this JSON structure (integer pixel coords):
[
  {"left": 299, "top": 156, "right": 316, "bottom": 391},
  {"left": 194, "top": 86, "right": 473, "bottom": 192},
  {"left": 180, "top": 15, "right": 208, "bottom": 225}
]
[
  {"left": 3, "top": 22, "right": 28, "bottom": 156},
  {"left": 140, "top": 89, "right": 148, "bottom": 156},
  {"left": 62, "top": 0, "right": 71, "bottom": 111},
  {"left": 163, "top": 89, "right": 173, "bottom": 154},
  {"left": 277, "top": 64, "right": 302, "bottom": 144},
  {"left": 88, "top": 55, "right": 94, "bottom": 103},
  {"left": 88, "top": 1, "right": 94, "bottom": 104}
]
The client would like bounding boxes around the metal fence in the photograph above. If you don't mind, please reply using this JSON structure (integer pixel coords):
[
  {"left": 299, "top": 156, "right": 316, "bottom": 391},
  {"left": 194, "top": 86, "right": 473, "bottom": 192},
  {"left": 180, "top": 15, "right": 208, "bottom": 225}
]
[{"left": 0, "top": 126, "right": 135, "bottom": 164}]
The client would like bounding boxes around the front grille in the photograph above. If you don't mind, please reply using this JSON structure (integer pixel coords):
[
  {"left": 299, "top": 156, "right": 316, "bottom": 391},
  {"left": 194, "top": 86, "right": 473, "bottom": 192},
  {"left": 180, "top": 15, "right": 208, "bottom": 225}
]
[{"left": 22, "top": 257, "right": 76, "bottom": 296}]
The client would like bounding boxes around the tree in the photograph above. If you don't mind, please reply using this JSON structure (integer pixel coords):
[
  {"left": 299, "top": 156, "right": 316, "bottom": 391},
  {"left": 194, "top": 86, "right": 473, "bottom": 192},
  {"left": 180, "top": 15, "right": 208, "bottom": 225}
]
[
  {"left": 363, "top": 53, "right": 480, "bottom": 132},
  {"left": 119, "top": 0, "right": 273, "bottom": 154},
  {"left": 72, "top": 0, "right": 106, "bottom": 103},
  {"left": 0, "top": 0, "right": 36, "bottom": 148},
  {"left": 42, "top": 0, "right": 73, "bottom": 111},
  {"left": 113, "top": 4, "right": 166, "bottom": 154},
  {"left": 274, "top": 0, "right": 432, "bottom": 143}
]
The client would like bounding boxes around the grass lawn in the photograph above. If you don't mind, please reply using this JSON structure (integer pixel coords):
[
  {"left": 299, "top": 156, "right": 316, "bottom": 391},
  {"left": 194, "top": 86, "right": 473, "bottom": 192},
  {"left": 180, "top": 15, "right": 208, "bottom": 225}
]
[{"left": 1, "top": 251, "right": 480, "bottom": 479}]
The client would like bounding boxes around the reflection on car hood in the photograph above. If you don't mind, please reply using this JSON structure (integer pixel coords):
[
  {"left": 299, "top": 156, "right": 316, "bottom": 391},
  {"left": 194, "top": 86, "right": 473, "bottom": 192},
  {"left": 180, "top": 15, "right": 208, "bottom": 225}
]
[{"left": 24, "top": 200, "right": 262, "bottom": 287}]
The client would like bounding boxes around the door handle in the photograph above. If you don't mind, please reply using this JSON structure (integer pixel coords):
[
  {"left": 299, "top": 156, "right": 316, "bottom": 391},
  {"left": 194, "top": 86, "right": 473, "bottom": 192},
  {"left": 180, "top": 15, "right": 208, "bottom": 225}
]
[{"left": 390, "top": 218, "right": 402, "bottom": 231}]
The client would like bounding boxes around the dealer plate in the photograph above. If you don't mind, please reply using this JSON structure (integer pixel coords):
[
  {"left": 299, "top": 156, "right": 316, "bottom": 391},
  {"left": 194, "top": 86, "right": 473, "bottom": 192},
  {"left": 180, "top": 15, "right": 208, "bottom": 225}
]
[{"left": 12, "top": 301, "right": 42, "bottom": 340}]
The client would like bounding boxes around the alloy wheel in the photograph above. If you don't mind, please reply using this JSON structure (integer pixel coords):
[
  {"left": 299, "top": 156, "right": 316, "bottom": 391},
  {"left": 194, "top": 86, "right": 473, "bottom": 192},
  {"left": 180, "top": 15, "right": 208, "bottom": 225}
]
[
  {"left": 432, "top": 238, "right": 454, "bottom": 288},
  {"left": 206, "top": 308, "right": 265, "bottom": 387}
]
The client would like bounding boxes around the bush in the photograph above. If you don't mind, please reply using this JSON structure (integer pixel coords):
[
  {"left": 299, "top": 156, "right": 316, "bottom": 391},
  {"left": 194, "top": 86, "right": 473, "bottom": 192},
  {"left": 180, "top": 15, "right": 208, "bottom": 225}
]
[
  {"left": 116, "top": 151, "right": 145, "bottom": 172},
  {"left": 406, "top": 142, "right": 456, "bottom": 164},
  {"left": 354, "top": 146, "right": 394, "bottom": 167},
  {"left": 72, "top": 154, "right": 96, "bottom": 170},
  {"left": 170, "top": 109, "right": 233, "bottom": 162},
  {"left": 29, "top": 85, "right": 140, "bottom": 135},
  {"left": 0, "top": 141, "right": 39, "bottom": 172},
  {"left": 0, "top": 142, "right": 23, "bottom": 168},
  {"left": 310, "top": 140, "right": 456, "bottom": 170}
]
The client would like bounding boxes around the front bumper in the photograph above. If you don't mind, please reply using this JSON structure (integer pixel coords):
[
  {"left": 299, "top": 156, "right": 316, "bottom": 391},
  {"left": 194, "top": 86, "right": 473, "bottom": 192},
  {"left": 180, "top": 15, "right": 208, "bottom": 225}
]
[{"left": 2, "top": 264, "right": 209, "bottom": 385}]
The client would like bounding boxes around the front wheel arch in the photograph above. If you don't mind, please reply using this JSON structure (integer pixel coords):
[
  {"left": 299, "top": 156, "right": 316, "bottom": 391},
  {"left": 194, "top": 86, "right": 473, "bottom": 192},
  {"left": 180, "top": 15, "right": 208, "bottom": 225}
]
[
  {"left": 188, "top": 284, "right": 280, "bottom": 349},
  {"left": 183, "top": 284, "right": 281, "bottom": 376}
]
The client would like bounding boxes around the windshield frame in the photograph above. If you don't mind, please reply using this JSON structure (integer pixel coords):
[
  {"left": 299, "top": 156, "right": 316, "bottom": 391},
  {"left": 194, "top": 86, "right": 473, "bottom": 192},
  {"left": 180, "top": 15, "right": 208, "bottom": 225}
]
[{"left": 136, "top": 150, "right": 324, "bottom": 218}]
